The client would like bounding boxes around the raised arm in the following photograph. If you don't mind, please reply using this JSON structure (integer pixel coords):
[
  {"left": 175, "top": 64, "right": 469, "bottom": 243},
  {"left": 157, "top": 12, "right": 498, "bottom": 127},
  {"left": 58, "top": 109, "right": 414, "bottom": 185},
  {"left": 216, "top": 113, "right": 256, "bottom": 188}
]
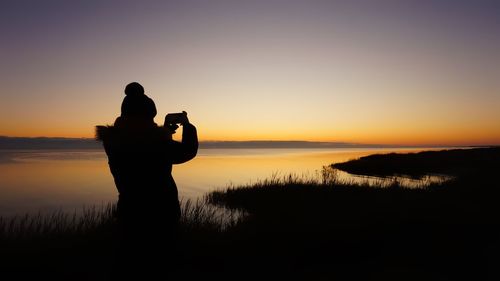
[{"left": 169, "top": 122, "right": 198, "bottom": 164}]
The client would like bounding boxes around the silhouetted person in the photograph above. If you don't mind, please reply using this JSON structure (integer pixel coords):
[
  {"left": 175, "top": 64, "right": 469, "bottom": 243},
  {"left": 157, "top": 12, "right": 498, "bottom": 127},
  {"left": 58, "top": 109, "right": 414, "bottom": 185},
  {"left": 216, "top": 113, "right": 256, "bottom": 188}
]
[{"left": 96, "top": 82, "right": 198, "bottom": 279}]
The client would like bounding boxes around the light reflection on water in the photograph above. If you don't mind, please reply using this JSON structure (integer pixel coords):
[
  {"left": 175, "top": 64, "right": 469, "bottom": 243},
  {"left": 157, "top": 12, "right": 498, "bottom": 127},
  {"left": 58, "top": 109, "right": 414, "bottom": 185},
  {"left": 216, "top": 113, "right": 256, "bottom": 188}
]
[
  {"left": 0, "top": 147, "right": 452, "bottom": 216},
  {"left": 333, "top": 172, "right": 452, "bottom": 188}
]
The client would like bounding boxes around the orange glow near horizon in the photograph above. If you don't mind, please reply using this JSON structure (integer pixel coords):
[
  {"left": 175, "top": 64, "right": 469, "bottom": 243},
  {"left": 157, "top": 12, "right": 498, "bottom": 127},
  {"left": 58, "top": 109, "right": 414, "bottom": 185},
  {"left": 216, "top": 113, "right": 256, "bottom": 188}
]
[{"left": 2, "top": 121, "right": 499, "bottom": 147}]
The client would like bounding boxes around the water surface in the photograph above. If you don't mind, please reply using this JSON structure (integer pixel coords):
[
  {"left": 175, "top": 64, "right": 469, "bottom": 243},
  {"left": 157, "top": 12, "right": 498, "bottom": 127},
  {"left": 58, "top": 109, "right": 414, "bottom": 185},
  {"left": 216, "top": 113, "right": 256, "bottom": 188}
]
[{"left": 0, "top": 147, "right": 451, "bottom": 216}]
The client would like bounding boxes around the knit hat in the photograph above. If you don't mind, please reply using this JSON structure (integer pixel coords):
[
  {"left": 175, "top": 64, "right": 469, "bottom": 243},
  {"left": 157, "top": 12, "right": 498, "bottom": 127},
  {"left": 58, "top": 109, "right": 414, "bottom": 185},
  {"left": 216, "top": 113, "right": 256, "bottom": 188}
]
[{"left": 121, "top": 82, "right": 157, "bottom": 120}]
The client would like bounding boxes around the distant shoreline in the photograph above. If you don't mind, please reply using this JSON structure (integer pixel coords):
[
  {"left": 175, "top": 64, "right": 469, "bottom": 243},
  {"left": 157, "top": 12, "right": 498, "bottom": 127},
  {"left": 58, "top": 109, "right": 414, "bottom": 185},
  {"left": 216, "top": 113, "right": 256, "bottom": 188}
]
[{"left": 0, "top": 136, "right": 477, "bottom": 150}]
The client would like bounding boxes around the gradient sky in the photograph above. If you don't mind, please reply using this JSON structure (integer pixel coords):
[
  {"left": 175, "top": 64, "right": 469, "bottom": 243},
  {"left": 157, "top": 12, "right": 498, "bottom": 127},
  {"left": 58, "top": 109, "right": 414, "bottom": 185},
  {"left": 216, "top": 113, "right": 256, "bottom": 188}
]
[{"left": 1, "top": 0, "right": 499, "bottom": 145}]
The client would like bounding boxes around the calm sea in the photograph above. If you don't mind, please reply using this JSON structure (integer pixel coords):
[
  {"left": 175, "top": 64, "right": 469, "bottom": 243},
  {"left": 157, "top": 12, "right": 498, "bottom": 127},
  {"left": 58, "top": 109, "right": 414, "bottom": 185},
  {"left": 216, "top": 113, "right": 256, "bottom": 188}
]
[{"left": 0, "top": 147, "right": 450, "bottom": 216}]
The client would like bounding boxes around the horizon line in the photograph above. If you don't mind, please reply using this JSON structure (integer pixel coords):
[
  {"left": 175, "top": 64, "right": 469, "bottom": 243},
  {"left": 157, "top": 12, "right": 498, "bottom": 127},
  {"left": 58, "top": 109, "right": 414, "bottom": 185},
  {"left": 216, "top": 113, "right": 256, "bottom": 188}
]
[{"left": 0, "top": 135, "right": 490, "bottom": 149}]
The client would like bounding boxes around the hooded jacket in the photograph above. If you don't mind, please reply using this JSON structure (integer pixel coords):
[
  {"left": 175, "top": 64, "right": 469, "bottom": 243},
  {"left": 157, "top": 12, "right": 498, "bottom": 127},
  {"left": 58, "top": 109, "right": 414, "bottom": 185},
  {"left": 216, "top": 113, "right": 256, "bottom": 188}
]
[{"left": 96, "top": 121, "right": 198, "bottom": 219}]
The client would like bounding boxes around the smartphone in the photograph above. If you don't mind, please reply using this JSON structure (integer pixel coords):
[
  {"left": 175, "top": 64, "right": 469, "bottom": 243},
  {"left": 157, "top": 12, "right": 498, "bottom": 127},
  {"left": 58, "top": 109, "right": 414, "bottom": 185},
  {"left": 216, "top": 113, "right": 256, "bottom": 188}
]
[{"left": 164, "top": 112, "right": 186, "bottom": 125}]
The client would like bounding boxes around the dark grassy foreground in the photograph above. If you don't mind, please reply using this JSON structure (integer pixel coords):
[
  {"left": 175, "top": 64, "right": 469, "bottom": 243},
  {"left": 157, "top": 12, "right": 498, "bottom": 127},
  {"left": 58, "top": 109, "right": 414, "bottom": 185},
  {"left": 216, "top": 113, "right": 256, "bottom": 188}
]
[
  {"left": 205, "top": 147, "right": 500, "bottom": 280},
  {"left": 0, "top": 201, "right": 242, "bottom": 280},
  {"left": 1, "top": 147, "right": 500, "bottom": 280}
]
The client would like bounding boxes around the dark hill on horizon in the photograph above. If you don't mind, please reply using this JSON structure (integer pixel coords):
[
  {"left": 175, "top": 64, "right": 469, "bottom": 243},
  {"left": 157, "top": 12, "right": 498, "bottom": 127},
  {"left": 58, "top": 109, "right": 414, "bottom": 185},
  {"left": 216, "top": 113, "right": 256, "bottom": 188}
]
[{"left": 0, "top": 136, "right": 410, "bottom": 150}]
